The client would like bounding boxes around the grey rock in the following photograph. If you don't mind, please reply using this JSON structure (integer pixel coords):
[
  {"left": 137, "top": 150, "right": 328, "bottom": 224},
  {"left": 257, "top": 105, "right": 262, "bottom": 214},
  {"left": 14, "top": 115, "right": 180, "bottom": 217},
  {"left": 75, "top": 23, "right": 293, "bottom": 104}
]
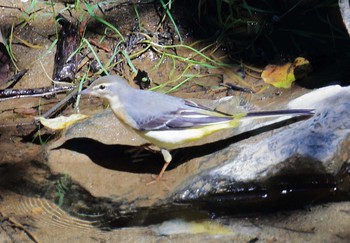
[{"left": 173, "top": 85, "right": 350, "bottom": 201}]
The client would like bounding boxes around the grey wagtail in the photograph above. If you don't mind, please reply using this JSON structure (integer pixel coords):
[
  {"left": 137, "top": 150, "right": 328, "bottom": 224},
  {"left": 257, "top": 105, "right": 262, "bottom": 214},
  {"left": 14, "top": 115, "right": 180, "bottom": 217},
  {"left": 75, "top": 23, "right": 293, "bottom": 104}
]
[{"left": 82, "top": 75, "right": 314, "bottom": 181}]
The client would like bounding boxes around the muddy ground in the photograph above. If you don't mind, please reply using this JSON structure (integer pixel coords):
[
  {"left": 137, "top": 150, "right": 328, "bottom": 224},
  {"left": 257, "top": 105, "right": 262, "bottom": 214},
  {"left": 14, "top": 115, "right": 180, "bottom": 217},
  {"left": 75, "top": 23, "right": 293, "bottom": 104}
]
[{"left": 1, "top": 0, "right": 350, "bottom": 242}]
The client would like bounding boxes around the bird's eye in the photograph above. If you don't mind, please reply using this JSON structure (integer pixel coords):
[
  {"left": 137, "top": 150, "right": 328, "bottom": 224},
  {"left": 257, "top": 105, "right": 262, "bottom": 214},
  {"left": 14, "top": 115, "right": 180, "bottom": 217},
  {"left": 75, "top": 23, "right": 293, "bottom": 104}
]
[{"left": 99, "top": 84, "right": 106, "bottom": 90}]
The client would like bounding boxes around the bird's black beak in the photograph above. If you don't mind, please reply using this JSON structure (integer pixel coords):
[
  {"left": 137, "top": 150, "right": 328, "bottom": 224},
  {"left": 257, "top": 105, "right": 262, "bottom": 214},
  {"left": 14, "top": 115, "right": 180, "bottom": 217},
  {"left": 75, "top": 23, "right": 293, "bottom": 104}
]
[{"left": 80, "top": 88, "right": 90, "bottom": 95}]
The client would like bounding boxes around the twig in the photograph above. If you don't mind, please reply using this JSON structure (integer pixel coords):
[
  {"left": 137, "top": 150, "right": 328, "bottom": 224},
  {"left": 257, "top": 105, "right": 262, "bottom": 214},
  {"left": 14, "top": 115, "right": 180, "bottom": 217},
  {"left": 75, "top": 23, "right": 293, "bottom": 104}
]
[
  {"left": 0, "top": 212, "right": 41, "bottom": 243},
  {"left": 8, "top": 216, "right": 41, "bottom": 243},
  {"left": 41, "top": 90, "right": 78, "bottom": 118},
  {"left": 53, "top": 14, "right": 80, "bottom": 81},
  {"left": 88, "top": 38, "right": 111, "bottom": 52},
  {"left": 6, "top": 69, "right": 28, "bottom": 88},
  {"left": 220, "top": 82, "right": 254, "bottom": 93},
  {"left": 0, "top": 86, "right": 74, "bottom": 101},
  {"left": 0, "top": 5, "right": 22, "bottom": 11}
]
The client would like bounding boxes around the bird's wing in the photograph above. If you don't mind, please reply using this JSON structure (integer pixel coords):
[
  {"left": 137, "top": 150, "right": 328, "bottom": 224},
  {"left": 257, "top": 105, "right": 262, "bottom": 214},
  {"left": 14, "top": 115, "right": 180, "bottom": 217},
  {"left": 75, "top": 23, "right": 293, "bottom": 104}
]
[{"left": 136, "top": 100, "right": 233, "bottom": 131}]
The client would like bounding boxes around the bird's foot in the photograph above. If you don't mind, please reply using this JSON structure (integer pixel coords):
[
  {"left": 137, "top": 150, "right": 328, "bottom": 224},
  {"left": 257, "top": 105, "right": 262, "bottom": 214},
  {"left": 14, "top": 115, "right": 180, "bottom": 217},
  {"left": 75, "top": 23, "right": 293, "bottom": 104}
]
[
  {"left": 146, "top": 159, "right": 170, "bottom": 185},
  {"left": 146, "top": 174, "right": 162, "bottom": 185}
]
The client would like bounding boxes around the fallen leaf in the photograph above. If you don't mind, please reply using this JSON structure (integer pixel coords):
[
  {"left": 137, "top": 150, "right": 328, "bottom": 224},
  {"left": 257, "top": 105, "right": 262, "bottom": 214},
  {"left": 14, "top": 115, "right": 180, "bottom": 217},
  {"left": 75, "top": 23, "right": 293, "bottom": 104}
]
[
  {"left": 294, "top": 57, "right": 313, "bottom": 80},
  {"left": 37, "top": 114, "right": 89, "bottom": 130},
  {"left": 261, "top": 57, "right": 311, "bottom": 88},
  {"left": 154, "top": 219, "right": 233, "bottom": 235}
]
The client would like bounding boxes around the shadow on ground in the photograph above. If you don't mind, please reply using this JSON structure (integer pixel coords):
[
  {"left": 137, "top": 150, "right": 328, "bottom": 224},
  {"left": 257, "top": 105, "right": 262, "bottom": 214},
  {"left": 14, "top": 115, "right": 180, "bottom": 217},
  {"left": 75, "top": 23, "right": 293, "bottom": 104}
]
[{"left": 54, "top": 116, "right": 309, "bottom": 175}]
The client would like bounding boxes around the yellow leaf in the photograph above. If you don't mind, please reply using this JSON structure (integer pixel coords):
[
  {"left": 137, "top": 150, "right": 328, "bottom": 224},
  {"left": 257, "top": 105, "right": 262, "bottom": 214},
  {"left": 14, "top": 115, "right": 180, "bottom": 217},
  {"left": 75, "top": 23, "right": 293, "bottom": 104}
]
[
  {"left": 37, "top": 114, "right": 89, "bottom": 131},
  {"left": 261, "top": 57, "right": 311, "bottom": 89},
  {"left": 261, "top": 62, "right": 295, "bottom": 88},
  {"left": 294, "top": 57, "right": 312, "bottom": 80},
  {"left": 155, "top": 219, "right": 233, "bottom": 235}
]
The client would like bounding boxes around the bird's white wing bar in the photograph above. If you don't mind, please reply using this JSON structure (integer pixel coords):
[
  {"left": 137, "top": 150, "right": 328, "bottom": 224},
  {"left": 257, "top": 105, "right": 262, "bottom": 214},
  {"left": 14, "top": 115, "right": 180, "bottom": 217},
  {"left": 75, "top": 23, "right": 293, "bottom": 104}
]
[{"left": 137, "top": 108, "right": 233, "bottom": 131}]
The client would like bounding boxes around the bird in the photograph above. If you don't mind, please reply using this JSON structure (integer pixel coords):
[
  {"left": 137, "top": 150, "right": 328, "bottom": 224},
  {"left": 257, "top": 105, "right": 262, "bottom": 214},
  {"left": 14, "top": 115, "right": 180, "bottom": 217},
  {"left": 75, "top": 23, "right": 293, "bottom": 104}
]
[{"left": 82, "top": 75, "right": 314, "bottom": 182}]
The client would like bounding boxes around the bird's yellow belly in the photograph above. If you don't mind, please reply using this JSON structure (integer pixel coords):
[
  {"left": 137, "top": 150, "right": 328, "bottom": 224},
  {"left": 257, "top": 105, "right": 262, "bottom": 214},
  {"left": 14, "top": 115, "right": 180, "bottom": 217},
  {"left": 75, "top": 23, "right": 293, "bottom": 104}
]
[
  {"left": 138, "top": 129, "right": 205, "bottom": 149},
  {"left": 137, "top": 120, "right": 239, "bottom": 149}
]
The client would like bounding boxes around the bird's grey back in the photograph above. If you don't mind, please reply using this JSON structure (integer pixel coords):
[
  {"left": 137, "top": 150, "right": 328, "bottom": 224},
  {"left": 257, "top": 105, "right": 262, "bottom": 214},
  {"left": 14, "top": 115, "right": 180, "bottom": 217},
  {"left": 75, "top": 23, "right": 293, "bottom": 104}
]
[
  {"left": 117, "top": 87, "right": 187, "bottom": 128},
  {"left": 107, "top": 76, "right": 232, "bottom": 130}
]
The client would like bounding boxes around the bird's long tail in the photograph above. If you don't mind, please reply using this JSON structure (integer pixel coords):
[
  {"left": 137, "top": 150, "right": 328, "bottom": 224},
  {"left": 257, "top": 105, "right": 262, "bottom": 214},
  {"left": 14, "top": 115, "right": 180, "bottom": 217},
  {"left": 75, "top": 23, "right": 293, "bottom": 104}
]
[
  {"left": 224, "top": 108, "right": 315, "bottom": 133},
  {"left": 244, "top": 109, "right": 315, "bottom": 119}
]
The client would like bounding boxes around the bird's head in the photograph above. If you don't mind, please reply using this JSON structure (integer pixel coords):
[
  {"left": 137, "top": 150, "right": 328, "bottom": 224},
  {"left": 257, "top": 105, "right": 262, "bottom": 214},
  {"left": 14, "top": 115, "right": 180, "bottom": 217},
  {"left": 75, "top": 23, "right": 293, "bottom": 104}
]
[{"left": 81, "top": 75, "right": 130, "bottom": 101}]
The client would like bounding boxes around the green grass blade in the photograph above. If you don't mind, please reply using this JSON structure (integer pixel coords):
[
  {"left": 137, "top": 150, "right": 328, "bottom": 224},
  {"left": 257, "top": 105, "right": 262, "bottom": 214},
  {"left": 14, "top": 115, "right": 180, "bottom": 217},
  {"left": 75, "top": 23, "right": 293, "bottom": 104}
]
[{"left": 159, "top": 0, "right": 183, "bottom": 44}]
